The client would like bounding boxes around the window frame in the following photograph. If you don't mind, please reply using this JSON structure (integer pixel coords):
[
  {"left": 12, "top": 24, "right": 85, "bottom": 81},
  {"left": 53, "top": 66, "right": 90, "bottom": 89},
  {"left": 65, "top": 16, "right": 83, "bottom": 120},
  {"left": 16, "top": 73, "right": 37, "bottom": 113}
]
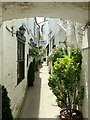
[{"left": 17, "top": 39, "right": 25, "bottom": 85}]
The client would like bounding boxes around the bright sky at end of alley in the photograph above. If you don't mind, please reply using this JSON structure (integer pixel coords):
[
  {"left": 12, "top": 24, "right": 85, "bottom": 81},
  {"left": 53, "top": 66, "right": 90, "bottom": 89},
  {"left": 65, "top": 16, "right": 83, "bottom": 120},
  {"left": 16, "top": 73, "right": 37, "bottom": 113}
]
[{"left": 36, "top": 17, "right": 44, "bottom": 24}]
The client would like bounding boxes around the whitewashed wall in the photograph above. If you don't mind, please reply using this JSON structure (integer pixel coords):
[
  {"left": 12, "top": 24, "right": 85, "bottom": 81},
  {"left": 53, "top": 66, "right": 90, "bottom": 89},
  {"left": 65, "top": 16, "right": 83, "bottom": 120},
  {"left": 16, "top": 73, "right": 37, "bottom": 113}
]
[
  {"left": 1, "top": 18, "right": 36, "bottom": 118},
  {"left": 81, "top": 27, "right": 90, "bottom": 119},
  {"left": 43, "top": 18, "right": 67, "bottom": 50},
  {"left": 43, "top": 20, "right": 49, "bottom": 47},
  {"left": 0, "top": 24, "right": 3, "bottom": 85}
]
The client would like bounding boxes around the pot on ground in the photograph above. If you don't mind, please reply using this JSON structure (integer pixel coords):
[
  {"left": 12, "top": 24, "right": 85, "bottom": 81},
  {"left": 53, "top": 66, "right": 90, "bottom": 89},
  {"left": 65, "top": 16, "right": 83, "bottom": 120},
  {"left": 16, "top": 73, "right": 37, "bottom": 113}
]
[{"left": 59, "top": 109, "right": 82, "bottom": 120}]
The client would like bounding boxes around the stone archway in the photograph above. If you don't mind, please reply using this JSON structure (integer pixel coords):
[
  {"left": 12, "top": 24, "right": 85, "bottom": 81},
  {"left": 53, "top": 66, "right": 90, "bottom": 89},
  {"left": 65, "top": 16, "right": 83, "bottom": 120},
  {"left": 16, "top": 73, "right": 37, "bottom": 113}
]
[{"left": 2, "top": 2, "right": 88, "bottom": 24}]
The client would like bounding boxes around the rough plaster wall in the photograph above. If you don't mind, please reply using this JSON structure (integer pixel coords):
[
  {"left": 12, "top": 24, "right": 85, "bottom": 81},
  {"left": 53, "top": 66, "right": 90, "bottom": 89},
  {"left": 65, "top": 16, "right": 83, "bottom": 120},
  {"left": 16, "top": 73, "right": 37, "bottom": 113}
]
[
  {"left": 43, "top": 20, "right": 49, "bottom": 46},
  {"left": 27, "top": 18, "right": 35, "bottom": 38},
  {"left": 0, "top": 25, "right": 3, "bottom": 84},
  {"left": 2, "top": 2, "right": 88, "bottom": 24},
  {"left": 81, "top": 27, "right": 90, "bottom": 119},
  {"left": 56, "top": 25, "right": 66, "bottom": 46},
  {"left": 88, "top": 48, "right": 90, "bottom": 120},
  {"left": 47, "top": 18, "right": 66, "bottom": 47},
  {"left": 49, "top": 18, "right": 59, "bottom": 37},
  {"left": 0, "top": 2, "right": 2, "bottom": 84},
  {"left": 1, "top": 18, "right": 37, "bottom": 118},
  {"left": 75, "top": 23, "right": 83, "bottom": 49},
  {"left": 81, "top": 49, "right": 88, "bottom": 118},
  {"left": 88, "top": 27, "right": 90, "bottom": 120},
  {"left": 2, "top": 19, "right": 28, "bottom": 118},
  {"left": 81, "top": 47, "right": 90, "bottom": 119}
]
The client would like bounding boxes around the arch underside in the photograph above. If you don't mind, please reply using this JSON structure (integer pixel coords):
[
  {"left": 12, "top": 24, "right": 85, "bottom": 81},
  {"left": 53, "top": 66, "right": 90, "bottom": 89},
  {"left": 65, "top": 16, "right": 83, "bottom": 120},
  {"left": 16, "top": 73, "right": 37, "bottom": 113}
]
[{"left": 2, "top": 2, "right": 88, "bottom": 24}]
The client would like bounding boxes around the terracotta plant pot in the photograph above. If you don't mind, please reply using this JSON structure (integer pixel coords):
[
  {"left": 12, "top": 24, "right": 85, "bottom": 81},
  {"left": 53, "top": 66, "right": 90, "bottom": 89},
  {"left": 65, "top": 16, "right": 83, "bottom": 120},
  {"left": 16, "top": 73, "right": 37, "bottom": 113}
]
[{"left": 59, "top": 109, "right": 82, "bottom": 120}]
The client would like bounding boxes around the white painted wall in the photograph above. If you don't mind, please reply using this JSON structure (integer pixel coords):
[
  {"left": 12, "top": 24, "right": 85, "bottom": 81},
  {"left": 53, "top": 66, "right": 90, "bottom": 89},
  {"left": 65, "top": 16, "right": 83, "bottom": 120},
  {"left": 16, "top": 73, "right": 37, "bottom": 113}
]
[
  {"left": 43, "top": 20, "right": 49, "bottom": 47},
  {"left": 1, "top": 17, "right": 39, "bottom": 118},
  {"left": 44, "top": 18, "right": 89, "bottom": 118},
  {"left": 81, "top": 27, "right": 90, "bottom": 119},
  {"left": 2, "top": 19, "right": 26, "bottom": 118},
  {"left": 81, "top": 48, "right": 88, "bottom": 118},
  {"left": 44, "top": 18, "right": 67, "bottom": 50},
  {"left": 0, "top": 24, "right": 3, "bottom": 85}
]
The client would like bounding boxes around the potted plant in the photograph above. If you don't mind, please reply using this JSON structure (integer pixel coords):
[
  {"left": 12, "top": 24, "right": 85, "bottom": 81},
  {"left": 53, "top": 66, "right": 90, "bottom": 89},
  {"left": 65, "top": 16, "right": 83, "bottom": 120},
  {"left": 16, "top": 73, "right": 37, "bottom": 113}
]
[
  {"left": 29, "top": 47, "right": 39, "bottom": 57},
  {"left": 47, "top": 47, "right": 67, "bottom": 65},
  {"left": 48, "top": 48, "right": 84, "bottom": 120}
]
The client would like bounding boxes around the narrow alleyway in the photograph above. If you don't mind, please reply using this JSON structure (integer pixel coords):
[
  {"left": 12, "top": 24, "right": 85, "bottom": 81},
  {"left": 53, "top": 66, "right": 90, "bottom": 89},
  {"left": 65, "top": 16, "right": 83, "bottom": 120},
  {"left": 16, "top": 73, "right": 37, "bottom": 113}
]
[{"left": 19, "top": 62, "right": 60, "bottom": 119}]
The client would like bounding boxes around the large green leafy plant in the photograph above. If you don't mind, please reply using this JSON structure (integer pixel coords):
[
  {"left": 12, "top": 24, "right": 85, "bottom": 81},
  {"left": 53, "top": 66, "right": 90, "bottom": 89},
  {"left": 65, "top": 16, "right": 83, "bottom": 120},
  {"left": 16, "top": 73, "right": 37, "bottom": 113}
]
[{"left": 48, "top": 48, "right": 84, "bottom": 116}]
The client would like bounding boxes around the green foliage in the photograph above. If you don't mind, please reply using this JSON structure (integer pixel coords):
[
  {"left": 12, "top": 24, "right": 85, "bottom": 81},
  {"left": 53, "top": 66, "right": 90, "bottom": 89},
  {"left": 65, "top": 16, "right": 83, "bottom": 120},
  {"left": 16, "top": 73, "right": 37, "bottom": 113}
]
[
  {"left": 39, "top": 34, "right": 43, "bottom": 41},
  {"left": 29, "top": 47, "right": 39, "bottom": 57},
  {"left": 2, "top": 85, "right": 13, "bottom": 120},
  {"left": 29, "top": 45, "right": 46, "bottom": 58},
  {"left": 39, "top": 46, "right": 46, "bottom": 56},
  {"left": 47, "top": 47, "right": 67, "bottom": 64},
  {"left": 70, "top": 48, "right": 82, "bottom": 69},
  {"left": 48, "top": 48, "right": 84, "bottom": 112}
]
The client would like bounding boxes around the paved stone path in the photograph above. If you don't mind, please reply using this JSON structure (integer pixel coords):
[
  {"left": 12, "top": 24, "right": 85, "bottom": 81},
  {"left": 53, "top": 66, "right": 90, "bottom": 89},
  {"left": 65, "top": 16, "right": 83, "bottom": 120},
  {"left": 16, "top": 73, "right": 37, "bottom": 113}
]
[{"left": 19, "top": 62, "right": 60, "bottom": 119}]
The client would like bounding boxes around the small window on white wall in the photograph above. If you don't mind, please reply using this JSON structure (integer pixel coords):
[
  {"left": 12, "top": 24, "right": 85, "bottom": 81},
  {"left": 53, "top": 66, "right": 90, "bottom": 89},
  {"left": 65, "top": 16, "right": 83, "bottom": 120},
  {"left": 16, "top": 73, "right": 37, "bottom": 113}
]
[
  {"left": 17, "top": 40, "right": 25, "bottom": 85},
  {"left": 16, "top": 25, "right": 26, "bottom": 85}
]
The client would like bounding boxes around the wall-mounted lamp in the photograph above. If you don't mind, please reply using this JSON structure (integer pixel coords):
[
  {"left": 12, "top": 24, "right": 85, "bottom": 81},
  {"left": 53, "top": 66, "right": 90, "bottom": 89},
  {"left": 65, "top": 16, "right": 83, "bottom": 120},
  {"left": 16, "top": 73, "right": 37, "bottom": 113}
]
[
  {"left": 16, "top": 25, "right": 26, "bottom": 38},
  {"left": 18, "top": 25, "right": 26, "bottom": 36}
]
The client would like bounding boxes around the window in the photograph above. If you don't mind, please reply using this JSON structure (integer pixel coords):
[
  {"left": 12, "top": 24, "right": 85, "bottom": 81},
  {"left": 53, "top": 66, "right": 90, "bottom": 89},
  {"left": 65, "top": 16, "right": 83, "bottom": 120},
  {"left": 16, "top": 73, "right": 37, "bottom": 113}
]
[
  {"left": 17, "top": 39, "right": 25, "bottom": 85},
  {"left": 16, "top": 25, "right": 26, "bottom": 85}
]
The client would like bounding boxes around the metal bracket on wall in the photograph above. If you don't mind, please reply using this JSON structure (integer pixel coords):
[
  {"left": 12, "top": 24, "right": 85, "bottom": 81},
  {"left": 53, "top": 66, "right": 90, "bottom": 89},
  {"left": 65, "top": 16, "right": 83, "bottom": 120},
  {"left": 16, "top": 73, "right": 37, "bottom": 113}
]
[
  {"left": 83, "top": 21, "right": 90, "bottom": 30},
  {"left": 6, "top": 25, "right": 16, "bottom": 36}
]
